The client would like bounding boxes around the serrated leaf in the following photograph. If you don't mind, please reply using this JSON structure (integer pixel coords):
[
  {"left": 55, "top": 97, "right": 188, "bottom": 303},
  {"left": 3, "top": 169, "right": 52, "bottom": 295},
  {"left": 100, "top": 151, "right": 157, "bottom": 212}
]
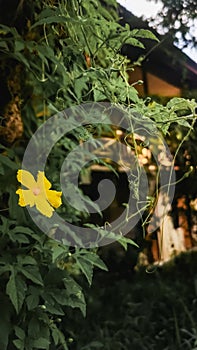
[
  {"left": 45, "top": 303, "right": 65, "bottom": 315},
  {"left": 52, "top": 244, "right": 69, "bottom": 263},
  {"left": 74, "top": 76, "right": 88, "bottom": 99},
  {"left": 75, "top": 256, "right": 93, "bottom": 285},
  {"left": 19, "top": 266, "right": 43, "bottom": 286},
  {"left": 63, "top": 275, "right": 84, "bottom": 295},
  {"left": 93, "top": 87, "right": 108, "bottom": 102},
  {"left": 6, "top": 269, "right": 27, "bottom": 313},
  {"left": 67, "top": 294, "right": 86, "bottom": 316},
  {"left": 77, "top": 251, "right": 108, "bottom": 271},
  {"left": 117, "top": 235, "right": 139, "bottom": 250},
  {"left": 130, "top": 29, "right": 159, "bottom": 42},
  {"left": 129, "top": 86, "right": 139, "bottom": 103},
  {"left": 48, "top": 289, "right": 68, "bottom": 305},
  {"left": 167, "top": 97, "right": 188, "bottom": 110},
  {"left": 48, "top": 281, "right": 86, "bottom": 315},
  {"left": 51, "top": 325, "right": 68, "bottom": 350}
]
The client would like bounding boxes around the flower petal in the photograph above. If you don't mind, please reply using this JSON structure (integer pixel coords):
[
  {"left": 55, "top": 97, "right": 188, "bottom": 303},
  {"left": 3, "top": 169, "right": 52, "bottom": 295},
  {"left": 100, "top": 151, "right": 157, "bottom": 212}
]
[
  {"left": 37, "top": 171, "right": 52, "bottom": 191},
  {"left": 16, "top": 189, "right": 35, "bottom": 207},
  {"left": 46, "top": 190, "right": 62, "bottom": 209},
  {"left": 35, "top": 195, "right": 54, "bottom": 217},
  {"left": 17, "top": 170, "right": 36, "bottom": 190}
]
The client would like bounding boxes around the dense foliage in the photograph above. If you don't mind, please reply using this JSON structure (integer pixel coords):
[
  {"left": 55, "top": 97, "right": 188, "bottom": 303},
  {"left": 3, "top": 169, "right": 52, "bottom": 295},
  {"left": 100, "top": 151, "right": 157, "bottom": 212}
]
[
  {"left": 73, "top": 250, "right": 197, "bottom": 350},
  {"left": 0, "top": 0, "right": 197, "bottom": 349}
]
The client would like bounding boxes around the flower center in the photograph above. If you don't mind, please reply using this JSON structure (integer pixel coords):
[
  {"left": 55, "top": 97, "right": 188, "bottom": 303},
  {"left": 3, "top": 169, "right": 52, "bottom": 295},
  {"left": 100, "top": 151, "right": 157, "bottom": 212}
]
[{"left": 33, "top": 187, "right": 41, "bottom": 196}]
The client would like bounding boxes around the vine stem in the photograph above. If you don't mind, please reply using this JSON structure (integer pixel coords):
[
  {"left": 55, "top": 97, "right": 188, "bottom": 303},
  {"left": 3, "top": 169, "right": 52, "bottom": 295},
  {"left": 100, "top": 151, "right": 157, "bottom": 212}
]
[{"left": 157, "top": 113, "right": 196, "bottom": 265}]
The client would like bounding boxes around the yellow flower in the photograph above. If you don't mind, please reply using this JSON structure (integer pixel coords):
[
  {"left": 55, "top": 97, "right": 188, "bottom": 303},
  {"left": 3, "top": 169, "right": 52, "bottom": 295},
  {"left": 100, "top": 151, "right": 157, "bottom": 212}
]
[{"left": 16, "top": 170, "right": 62, "bottom": 218}]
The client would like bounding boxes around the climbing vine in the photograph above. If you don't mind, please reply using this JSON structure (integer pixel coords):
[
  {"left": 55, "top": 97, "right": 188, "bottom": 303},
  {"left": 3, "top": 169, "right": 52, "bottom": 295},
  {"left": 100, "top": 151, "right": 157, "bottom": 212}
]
[{"left": 0, "top": 0, "right": 197, "bottom": 349}]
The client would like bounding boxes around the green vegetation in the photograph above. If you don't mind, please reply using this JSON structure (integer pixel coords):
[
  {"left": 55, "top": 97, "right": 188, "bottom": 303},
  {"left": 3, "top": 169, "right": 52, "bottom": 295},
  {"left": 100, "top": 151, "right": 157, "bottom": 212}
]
[
  {"left": 73, "top": 250, "right": 197, "bottom": 350},
  {"left": 0, "top": 0, "right": 197, "bottom": 349}
]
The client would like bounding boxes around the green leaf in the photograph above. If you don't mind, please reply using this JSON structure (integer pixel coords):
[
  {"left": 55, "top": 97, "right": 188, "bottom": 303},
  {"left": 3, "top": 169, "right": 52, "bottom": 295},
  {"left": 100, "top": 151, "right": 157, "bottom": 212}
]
[
  {"left": 0, "top": 154, "right": 18, "bottom": 170},
  {"left": 52, "top": 244, "right": 69, "bottom": 263},
  {"left": 15, "top": 39, "right": 25, "bottom": 52},
  {"left": 124, "top": 37, "right": 145, "bottom": 48},
  {"left": 51, "top": 327, "right": 59, "bottom": 346},
  {"left": 67, "top": 294, "right": 86, "bottom": 316},
  {"left": 14, "top": 326, "right": 25, "bottom": 340},
  {"left": 74, "top": 76, "right": 88, "bottom": 99},
  {"left": 26, "top": 293, "right": 39, "bottom": 310},
  {"left": 6, "top": 270, "right": 27, "bottom": 313},
  {"left": 19, "top": 266, "right": 43, "bottom": 286},
  {"left": 75, "top": 256, "right": 93, "bottom": 285},
  {"left": 77, "top": 250, "right": 108, "bottom": 271},
  {"left": 93, "top": 87, "right": 107, "bottom": 102},
  {"left": 9, "top": 233, "right": 30, "bottom": 244},
  {"left": 31, "top": 16, "right": 75, "bottom": 28},
  {"left": 31, "top": 337, "right": 50, "bottom": 349},
  {"left": 0, "top": 40, "right": 9, "bottom": 51},
  {"left": 129, "top": 86, "right": 139, "bottom": 103},
  {"left": 130, "top": 29, "right": 159, "bottom": 42},
  {"left": 17, "top": 255, "right": 37, "bottom": 265},
  {"left": 0, "top": 215, "right": 10, "bottom": 234},
  {"left": 28, "top": 317, "right": 42, "bottom": 339},
  {"left": 0, "top": 266, "right": 11, "bottom": 275},
  {"left": 45, "top": 303, "right": 65, "bottom": 315},
  {"left": 0, "top": 24, "right": 19, "bottom": 36},
  {"left": 117, "top": 235, "right": 139, "bottom": 250},
  {"left": 12, "top": 52, "right": 30, "bottom": 68},
  {"left": 63, "top": 275, "right": 84, "bottom": 295},
  {"left": 51, "top": 325, "right": 68, "bottom": 350},
  {"left": 8, "top": 188, "right": 21, "bottom": 220},
  {"left": 63, "top": 275, "right": 86, "bottom": 316},
  {"left": 13, "top": 339, "right": 24, "bottom": 350},
  {"left": 48, "top": 289, "right": 68, "bottom": 305},
  {"left": 11, "top": 226, "right": 35, "bottom": 235}
]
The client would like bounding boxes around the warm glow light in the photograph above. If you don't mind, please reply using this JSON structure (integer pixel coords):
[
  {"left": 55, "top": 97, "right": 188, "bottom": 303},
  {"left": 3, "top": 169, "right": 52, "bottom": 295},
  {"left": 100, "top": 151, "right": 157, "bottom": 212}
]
[
  {"left": 148, "top": 164, "right": 157, "bottom": 171},
  {"left": 116, "top": 129, "right": 123, "bottom": 136}
]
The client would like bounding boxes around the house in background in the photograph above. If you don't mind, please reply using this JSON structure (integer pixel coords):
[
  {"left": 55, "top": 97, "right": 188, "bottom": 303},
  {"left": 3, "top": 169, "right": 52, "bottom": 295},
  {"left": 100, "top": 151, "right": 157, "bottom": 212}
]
[
  {"left": 117, "top": 5, "right": 197, "bottom": 264},
  {"left": 80, "top": 5, "right": 197, "bottom": 268},
  {"left": 118, "top": 5, "right": 197, "bottom": 98}
]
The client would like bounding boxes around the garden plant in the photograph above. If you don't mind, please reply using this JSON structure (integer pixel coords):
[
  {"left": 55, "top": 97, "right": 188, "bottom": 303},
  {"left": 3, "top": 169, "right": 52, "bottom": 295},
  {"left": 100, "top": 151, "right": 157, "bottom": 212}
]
[{"left": 0, "top": 0, "right": 197, "bottom": 349}]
